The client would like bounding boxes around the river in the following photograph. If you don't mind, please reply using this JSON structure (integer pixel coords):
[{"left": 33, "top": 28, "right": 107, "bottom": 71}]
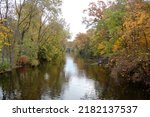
[{"left": 0, "top": 54, "right": 149, "bottom": 100}]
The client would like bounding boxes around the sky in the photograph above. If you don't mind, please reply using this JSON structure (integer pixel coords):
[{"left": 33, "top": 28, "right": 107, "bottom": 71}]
[{"left": 62, "top": 0, "right": 98, "bottom": 41}]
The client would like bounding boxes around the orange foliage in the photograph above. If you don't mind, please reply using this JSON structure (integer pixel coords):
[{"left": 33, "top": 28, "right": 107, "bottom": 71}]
[
  {"left": 18, "top": 55, "right": 29, "bottom": 66},
  {"left": 123, "top": 1, "right": 150, "bottom": 51},
  {"left": 83, "top": 0, "right": 106, "bottom": 26}
]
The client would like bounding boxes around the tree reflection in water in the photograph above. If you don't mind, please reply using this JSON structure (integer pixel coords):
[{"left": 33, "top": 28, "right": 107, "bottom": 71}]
[{"left": 0, "top": 54, "right": 150, "bottom": 100}]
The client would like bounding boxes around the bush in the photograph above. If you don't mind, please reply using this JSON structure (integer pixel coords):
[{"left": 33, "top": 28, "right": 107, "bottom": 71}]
[
  {"left": 30, "top": 59, "right": 39, "bottom": 67},
  {"left": 18, "top": 55, "right": 29, "bottom": 66},
  {"left": 109, "top": 52, "right": 150, "bottom": 84},
  {"left": 0, "top": 61, "right": 10, "bottom": 72},
  {"left": 38, "top": 47, "right": 47, "bottom": 61}
]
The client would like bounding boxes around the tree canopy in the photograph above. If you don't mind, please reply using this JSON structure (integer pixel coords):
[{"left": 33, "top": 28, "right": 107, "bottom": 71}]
[
  {"left": 0, "top": 0, "right": 69, "bottom": 70},
  {"left": 73, "top": 0, "right": 150, "bottom": 83}
]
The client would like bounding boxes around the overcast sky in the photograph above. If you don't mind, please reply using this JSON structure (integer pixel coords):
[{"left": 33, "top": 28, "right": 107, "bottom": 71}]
[{"left": 62, "top": 0, "right": 98, "bottom": 40}]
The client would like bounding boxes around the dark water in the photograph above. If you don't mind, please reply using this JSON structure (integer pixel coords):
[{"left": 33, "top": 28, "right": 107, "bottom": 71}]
[{"left": 0, "top": 54, "right": 149, "bottom": 100}]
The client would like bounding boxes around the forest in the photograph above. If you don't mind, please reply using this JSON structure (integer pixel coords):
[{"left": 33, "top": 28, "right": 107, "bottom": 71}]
[
  {"left": 73, "top": 0, "right": 150, "bottom": 85},
  {"left": 0, "top": 0, "right": 69, "bottom": 73}
]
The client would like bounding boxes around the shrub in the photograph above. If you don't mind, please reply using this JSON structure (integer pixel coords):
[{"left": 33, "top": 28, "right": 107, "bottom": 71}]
[
  {"left": 18, "top": 55, "right": 29, "bottom": 66},
  {"left": 109, "top": 52, "right": 150, "bottom": 84},
  {"left": 38, "top": 47, "right": 47, "bottom": 61},
  {"left": 30, "top": 59, "right": 39, "bottom": 67},
  {"left": 0, "top": 61, "right": 10, "bottom": 72}
]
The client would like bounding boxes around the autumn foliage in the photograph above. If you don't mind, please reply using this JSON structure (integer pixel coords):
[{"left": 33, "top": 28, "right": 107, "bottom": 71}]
[
  {"left": 74, "top": 0, "right": 150, "bottom": 84},
  {"left": 0, "top": 20, "right": 12, "bottom": 50},
  {"left": 0, "top": 0, "right": 68, "bottom": 72},
  {"left": 18, "top": 55, "right": 29, "bottom": 66}
]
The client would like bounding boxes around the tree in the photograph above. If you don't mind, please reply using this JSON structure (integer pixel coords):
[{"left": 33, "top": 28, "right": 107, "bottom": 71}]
[
  {"left": 82, "top": 0, "right": 125, "bottom": 57},
  {"left": 82, "top": 0, "right": 106, "bottom": 28},
  {"left": 122, "top": 0, "right": 150, "bottom": 53},
  {"left": 73, "top": 29, "right": 95, "bottom": 57},
  {"left": 0, "top": 0, "right": 13, "bottom": 65},
  {"left": 0, "top": 20, "right": 12, "bottom": 51},
  {"left": 0, "top": 0, "right": 69, "bottom": 71},
  {"left": 76, "top": 0, "right": 150, "bottom": 82}
]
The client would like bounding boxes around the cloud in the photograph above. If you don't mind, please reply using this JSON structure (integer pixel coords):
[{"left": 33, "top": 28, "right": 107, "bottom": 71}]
[{"left": 62, "top": 0, "right": 98, "bottom": 40}]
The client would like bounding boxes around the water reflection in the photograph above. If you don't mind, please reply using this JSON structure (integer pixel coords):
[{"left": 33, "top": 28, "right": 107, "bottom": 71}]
[
  {"left": 0, "top": 54, "right": 150, "bottom": 100},
  {"left": 62, "top": 55, "right": 98, "bottom": 99}
]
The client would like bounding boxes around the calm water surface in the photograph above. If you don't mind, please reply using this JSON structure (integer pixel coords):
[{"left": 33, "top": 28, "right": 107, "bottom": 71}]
[{"left": 0, "top": 54, "right": 149, "bottom": 100}]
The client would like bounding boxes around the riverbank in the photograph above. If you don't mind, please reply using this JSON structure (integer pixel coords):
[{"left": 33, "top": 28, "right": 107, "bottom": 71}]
[
  {"left": 108, "top": 53, "right": 150, "bottom": 86},
  {"left": 0, "top": 69, "right": 11, "bottom": 74},
  {"left": 0, "top": 66, "right": 23, "bottom": 75},
  {"left": 1, "top": 54, "right": 150, "bottom": 100},
  {"left": 77, "top": 53, "right": 150, "bottom": 87}
]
